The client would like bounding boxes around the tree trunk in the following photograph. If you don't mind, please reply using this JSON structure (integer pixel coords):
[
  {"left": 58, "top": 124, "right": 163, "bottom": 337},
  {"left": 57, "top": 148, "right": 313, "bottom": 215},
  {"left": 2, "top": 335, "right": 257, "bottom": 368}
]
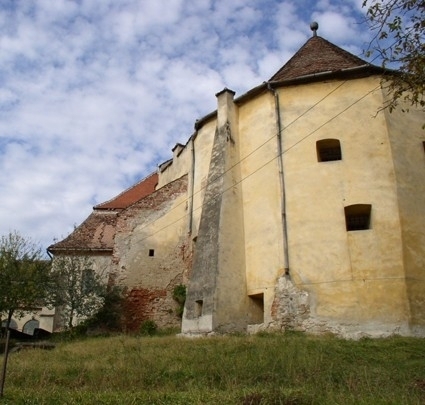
[
  {"left": 68, "top": 307, "right": 74, "bottom": 329},
  {"left": 0, "top": 312, "right": 13, "bottom": 397}
]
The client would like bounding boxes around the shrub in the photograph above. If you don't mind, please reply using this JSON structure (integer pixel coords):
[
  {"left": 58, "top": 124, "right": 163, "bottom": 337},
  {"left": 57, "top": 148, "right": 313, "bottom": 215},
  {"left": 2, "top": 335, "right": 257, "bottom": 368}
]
[
  {"left": 172, "top": 284, "right": 186, "bottom": 318},
  {"left": 139, "top": 320, "right": 157, "bottom": 336},
  {"left": 84, "top": 285, "right": 125, "bottom": 332}
]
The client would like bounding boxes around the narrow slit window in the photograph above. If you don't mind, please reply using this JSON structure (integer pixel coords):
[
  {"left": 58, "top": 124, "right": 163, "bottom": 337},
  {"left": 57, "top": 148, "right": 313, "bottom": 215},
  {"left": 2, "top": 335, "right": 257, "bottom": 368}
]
[
  {"left": 317, "top": 139, "right": 342, "bottom": 162},
  {"left": 148, "top": 249, "right": 155, "bottom": 257},
  {"left": 195, "top": 300, "right": 203, "bottom": 317},
  {"left": 82, "top": 269, "right": 95, "bottom": 294},
  {"left": 344, "top": 204, "right": 372, "bottom": 231}
]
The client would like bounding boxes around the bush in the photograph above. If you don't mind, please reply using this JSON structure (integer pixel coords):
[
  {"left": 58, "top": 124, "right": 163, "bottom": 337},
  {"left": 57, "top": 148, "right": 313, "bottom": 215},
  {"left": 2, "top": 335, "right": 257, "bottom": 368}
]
[
  {"left": 172, "top": 284, "right": 186, "bottom": 318},
  {"left": 84, "top": 285, "right": 125, "bottom": 332},
  {"left": 139, "top": 320, "right": 157, "bottom": 336}
]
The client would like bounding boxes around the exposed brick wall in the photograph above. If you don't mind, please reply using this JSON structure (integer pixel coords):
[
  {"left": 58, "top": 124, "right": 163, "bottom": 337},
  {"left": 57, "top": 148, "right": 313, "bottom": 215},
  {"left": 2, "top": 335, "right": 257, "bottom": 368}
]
[
  {"left": 123, "top": 288, "right": 167, "bottom": 332},
  {"left": 180, "top": 241, "right": 193, "bottom": 284},
  {"left": 271, "top": 275, "right": 311, "bottom": 331},
  {"left": 111, "top": 174, "right": 191, "bottom": 331},
  {"left": 122, "top": 266, "right": 189, "bottom": 331}
]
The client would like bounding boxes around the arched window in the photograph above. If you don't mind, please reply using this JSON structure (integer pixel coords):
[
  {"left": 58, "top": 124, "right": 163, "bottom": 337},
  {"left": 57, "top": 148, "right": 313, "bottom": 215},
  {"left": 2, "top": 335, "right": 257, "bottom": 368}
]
[
  {"left": 316, "top": 139, "right": 342, "bottom": 162},
  {"left": 1, "top": 319, "right": 18, "bottom": 330},
  {"left": 344, "top": 204, "right": 372, "bottom": 231},
  {"left": 23, "top": 319, "right": 40, "bottom": 336}
]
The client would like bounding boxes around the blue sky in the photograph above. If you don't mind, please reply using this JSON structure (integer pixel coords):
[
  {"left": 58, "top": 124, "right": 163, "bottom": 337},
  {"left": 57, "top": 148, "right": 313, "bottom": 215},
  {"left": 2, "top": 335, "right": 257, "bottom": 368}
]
[{"left": 0, "top": 0, "right": 375, "bottom": 250}]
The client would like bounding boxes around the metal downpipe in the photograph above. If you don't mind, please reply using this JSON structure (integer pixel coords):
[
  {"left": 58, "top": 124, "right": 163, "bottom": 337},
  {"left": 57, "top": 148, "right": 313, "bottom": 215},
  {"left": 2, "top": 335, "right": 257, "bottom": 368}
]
[{"left": 267, "top": 83, "right": 290, "bottom": 276}]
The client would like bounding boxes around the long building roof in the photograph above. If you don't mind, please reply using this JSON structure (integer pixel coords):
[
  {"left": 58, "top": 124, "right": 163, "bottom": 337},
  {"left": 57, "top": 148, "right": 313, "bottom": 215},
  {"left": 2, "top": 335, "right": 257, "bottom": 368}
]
[
  {"left": 48, "top": 172, "right": 158, "bottom": 253},
  {"left": 95, "top": 172, "right": 158, "bottom": 210}
]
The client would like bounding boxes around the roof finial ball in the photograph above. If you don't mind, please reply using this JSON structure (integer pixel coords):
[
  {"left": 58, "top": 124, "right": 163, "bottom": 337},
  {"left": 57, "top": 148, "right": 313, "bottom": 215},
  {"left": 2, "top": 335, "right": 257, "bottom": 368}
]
[{"left": 310, "top": 21, "right": 319, "bottom": 37}]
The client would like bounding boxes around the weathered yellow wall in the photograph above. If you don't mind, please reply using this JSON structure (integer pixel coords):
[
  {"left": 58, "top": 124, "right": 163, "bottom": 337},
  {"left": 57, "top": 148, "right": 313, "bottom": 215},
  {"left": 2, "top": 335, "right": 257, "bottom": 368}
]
[
  {"left": 237, "top": 91, "right": 285, "bottom": 326},
  {"left": 384, "top": 94, "right": 425, "bottom": 333},
  {"left": 157, "top": 142, "right": 191, "bottom": 189},
  {"left": 182, "top": 90, "right": 249, "bottom": 333},
  {"left": 180, "top": 75, "right": 424, "bottom": 337},
  {"left": 191, "top": 119, "right": 216, "bottom": 238},
  {"left": 277, "top": 76, "right": 410, "bottom": 334},
  {"left": 213, "top": 90, "right": 248, "bottom": 332}
]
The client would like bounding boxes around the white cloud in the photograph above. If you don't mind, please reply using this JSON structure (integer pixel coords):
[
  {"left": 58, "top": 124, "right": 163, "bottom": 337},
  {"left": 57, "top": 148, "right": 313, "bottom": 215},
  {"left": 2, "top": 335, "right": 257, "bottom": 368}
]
[
  {"left": 0, "top": 0, "right": 372, "bottom": 250},
  {"left": 312, "top": 10, "right": 359, "bottom": 41}
]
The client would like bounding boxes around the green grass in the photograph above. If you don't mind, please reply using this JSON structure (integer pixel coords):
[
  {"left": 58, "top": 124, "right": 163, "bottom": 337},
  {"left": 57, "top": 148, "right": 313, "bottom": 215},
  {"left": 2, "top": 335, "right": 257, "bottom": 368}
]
[{"left": 1, "top": 331, "right": 424, "bottom": 404}]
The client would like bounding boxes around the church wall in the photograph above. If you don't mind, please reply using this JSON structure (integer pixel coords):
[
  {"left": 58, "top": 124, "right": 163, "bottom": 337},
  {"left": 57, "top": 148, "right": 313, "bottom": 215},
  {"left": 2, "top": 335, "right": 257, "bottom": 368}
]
[
  {"left": 237, "top": 91, "right": 286, "bottom": 326},
  {"left": 8, "top": 307, "right": 56, "bottom": 335},
  {"left": 190, "top": 119, "right": 216, "bottom": 238},
  {"left": 90, "top": 254, "right": 115, "bottom": 283},
  {"left": 112, "top": 176, "right": 190, "bottom": 331},
  {"left": 54, "top": 253, "right": 114, "bottom": 330},
  {"left": 182, "top": 91, "right": 249, "bottom": 334},
  {"left": 384, "top": 96, "right": 425, "bottom": 333},
  {"left": 156, "top": 141, "right": 191, "bottom": 189},
  {"left": 275, "top": 76, "right": 410, "bottom": 336},
  {"left": 48, "top": 69, "right": 424, "bottom": 338},
  {"left": 212, "top": 90, "right": 248, "bottom": 332}
]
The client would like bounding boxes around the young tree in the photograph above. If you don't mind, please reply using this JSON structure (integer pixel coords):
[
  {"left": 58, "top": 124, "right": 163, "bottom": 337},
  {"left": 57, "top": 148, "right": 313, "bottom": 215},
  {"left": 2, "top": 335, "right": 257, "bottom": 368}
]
[
  {"left": 0, "top": 231, "right": 52, "bottom": 327},
  {"left": 363, "top": 0, "right": 425, "bottom": 112},
  {"left": 51, "top": 255, "right": 106, "bottom": 330},
  {"left": 0, "top": 231, "right": 52, "bottom": 397},
  {"left": 84, "top": 284, "right": 126, "bottom": 332}
]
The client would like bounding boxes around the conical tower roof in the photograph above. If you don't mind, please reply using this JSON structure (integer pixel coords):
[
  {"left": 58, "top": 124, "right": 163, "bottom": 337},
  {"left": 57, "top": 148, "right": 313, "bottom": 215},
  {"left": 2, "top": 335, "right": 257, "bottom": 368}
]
[{"left": 269, "top": 34, "right": 372, "bottom": 82}]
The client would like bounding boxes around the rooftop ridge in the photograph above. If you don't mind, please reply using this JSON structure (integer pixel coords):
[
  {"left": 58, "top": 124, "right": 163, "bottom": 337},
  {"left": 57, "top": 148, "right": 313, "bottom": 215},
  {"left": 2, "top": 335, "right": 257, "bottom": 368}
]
[{"left": 94, "top": 171, "right": 158, "bottom": 210}]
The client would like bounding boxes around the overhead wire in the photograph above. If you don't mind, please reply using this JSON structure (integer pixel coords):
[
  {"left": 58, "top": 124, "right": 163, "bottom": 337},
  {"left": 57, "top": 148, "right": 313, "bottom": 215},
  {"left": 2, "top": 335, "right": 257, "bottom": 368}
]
[
  {"left": 127, "top": 80, "right": 350, "bottom": 239},
  {"left": 124, "top": 35, "right": 401, "bottom": 240},
  {"left": 133, "top": 79, "right": 425, "bottom": 286},
  {"left": 133, "top": 82, "right": 382, "bottom": 243},
  {"left": 131, "top": 33, "right": 399, "bottom": 242}
]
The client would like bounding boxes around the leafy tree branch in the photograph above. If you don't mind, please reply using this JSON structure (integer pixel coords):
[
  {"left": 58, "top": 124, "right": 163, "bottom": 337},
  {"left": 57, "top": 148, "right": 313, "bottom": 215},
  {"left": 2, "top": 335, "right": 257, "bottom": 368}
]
[{"left": 363, "top": 0, "right": 425, "bottom": 112}]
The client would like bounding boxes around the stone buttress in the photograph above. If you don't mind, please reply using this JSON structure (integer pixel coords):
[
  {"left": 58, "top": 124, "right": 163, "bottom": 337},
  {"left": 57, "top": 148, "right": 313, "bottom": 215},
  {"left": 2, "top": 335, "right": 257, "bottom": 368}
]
[{"left": 182, "top": 88, "right": 248, "bottom": 334}]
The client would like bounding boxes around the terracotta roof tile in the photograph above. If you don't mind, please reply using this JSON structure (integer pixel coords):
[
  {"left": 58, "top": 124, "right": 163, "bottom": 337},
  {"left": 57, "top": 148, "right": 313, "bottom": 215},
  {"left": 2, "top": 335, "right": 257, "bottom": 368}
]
[
  {"left": 269, "top": 35, "right": 369, "bottom": 82},
  {"left": 48, "top": 172, "right": 158, "bottom": 252},
  {"left": 48, "top": 211, "right": 117, "bottom": 253},
  {"left": 95, "top": 172, "right": 158, "bottom": 210},
  {"left": 48, "top": 174, "right": 187, "bottom": 254}
]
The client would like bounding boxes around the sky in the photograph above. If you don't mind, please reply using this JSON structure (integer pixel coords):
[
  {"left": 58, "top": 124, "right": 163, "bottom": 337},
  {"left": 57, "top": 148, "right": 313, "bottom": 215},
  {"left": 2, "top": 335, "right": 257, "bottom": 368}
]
[{"left": 0, "top": 0, "right": 376, "bottom": 252}]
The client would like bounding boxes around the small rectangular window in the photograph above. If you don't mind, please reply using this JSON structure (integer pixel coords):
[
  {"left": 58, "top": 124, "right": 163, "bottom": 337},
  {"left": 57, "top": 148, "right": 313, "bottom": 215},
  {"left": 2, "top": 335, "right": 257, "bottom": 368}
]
[
  {"left": 148, "top": 249, "right": 155, "bottom": 257},
  {"left": 345, "top": 204, "right": 372, "bottom": 231},
  {"left": 248, "top": 293, "right": 264, "bottom": 324},
  {"left": 82, "top": 269, "right": 95, "bottom": 294},
  {"left": 317, "top": 139, "right": 342, "bottom": 162},
  {"left": 195, "top": 300, "right": 203, "bottom": 317}
]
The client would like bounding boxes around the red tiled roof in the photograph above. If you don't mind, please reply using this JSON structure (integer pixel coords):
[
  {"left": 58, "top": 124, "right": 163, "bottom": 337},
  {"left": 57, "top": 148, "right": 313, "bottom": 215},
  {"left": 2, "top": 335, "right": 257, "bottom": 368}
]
[
  {"left": 269, "top": 35, "right": 370, "bottom": 82},
  {"left": 95, "top": 172, "right": 158, "bottom": 210},
  {"left": 48, "top": 211, "right": 117, "bottom": 253},
  {"left": 48, "top": 174, "right": 187, "bottom": 254},
  {"left": 48, "top": 172, "right": 158, "bottom": 253}
]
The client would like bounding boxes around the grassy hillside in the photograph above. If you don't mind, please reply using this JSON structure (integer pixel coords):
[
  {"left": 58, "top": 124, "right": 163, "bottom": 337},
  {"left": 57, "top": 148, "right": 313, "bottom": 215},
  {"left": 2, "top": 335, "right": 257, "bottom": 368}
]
[{"left": 1, "top": 331, "right": 424, "bottom": 404}]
